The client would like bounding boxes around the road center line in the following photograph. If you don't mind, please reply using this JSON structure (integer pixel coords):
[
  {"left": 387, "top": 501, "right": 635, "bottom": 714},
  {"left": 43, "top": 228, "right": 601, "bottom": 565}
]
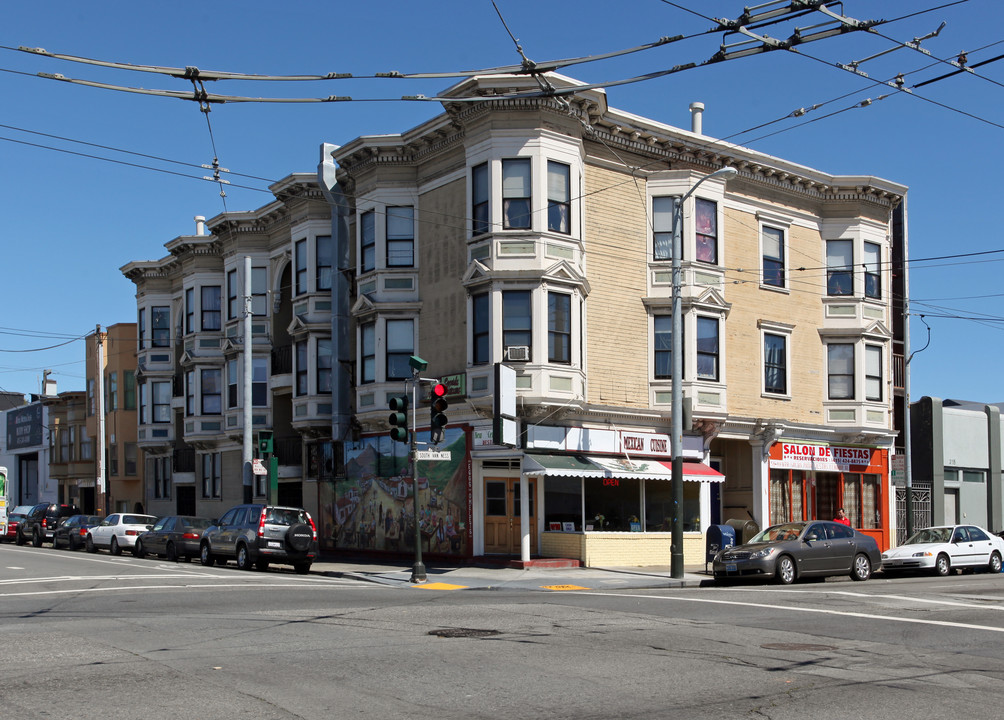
[{"left": 577, "top": 591, "right": 1004, "bottom": 633}]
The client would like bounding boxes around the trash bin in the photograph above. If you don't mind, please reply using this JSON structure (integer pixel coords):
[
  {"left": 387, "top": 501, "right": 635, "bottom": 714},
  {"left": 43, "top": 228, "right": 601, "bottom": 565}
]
[
  {"left": 706, "top": 524, "right": 736, "bottom": 564},
  {"left": 726, "top": 518, "right": 760, "bottom": 544}
]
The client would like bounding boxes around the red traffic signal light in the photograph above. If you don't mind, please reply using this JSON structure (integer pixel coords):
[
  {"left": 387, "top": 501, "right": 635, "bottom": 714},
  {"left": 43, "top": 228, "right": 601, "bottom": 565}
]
[{"left": 430, "top": 383, "right": 448, "bottom": 444}]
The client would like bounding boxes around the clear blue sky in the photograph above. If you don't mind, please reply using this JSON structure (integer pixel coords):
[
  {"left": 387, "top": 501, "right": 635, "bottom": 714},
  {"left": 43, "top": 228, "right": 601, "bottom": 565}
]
[{"left": 2, "top": 0, "right": 1000, "bottom": 402}]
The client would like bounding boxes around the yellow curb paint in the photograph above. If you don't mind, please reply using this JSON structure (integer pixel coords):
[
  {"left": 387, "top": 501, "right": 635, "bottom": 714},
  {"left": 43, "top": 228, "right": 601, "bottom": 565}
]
[
  {"left": 542, "top": 584, "right": 590, "bottom": 591},
  {"left": 413, "top": 582, "right": 469, "bottom": 590}
]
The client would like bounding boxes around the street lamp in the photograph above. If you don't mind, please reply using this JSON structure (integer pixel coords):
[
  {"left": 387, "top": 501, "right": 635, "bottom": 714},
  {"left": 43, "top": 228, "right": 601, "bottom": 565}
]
[{"left": 671, "top": 166, "right": 739, "bottom": 579}]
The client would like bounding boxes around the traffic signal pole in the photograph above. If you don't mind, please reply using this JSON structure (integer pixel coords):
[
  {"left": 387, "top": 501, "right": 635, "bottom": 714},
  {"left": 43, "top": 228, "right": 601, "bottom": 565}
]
[{"left": 409, "top": 375, "right": 426, "bottom": 584}]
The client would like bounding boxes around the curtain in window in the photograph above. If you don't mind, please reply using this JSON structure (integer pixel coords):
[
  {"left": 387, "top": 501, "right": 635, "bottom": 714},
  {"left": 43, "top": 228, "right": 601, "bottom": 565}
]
[
  {"left": 844, "top": 473, "right": 861, "bottom": 527},
  {"left": 502, "top": 159, "right": 531, "bottom": 229},
  {"left": 695, "top": 198, "right": 717, "bottom": 264},
  {"left": 764, "top": 333, "right": 786, "bottom": 394},
  {"left": 826, "top": 239, "right": 853, "bottom": 295},
  {"left": 547, "top": 161, "right": 570, "bottom": 233},
  {"left": 652, "top": 197, "right": 674, "bottom": 261}
]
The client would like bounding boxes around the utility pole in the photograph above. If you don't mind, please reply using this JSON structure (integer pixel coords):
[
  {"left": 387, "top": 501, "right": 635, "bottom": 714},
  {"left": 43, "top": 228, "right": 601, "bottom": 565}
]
[
  {"left": 242, "top": 256, "right": 253, "bottom": 504},
  {"left": 95, "top": 325, "right": 107, "bottom": 514}
]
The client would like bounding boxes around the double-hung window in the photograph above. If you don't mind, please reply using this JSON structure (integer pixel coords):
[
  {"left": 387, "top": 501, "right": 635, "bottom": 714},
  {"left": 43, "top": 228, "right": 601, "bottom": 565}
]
[
  {"left": 694, "top": 199, "right": 718, "bottom": 264},
  {"left": 201, "top": 368, "right": 222, "bottom": 415},
  {"left": 865, "top": 345, "right": 882, "bottom": 401},
  {"left": 152, "top": 381, "right": 171, "bottom": 422},
  {"left": 764, "top": 333, "right": 787, "bottom": 395},
  {"left": 227, "top": 270, "right": 238, "bottom": 320},
  {"left": 108, "top": 372, "right": 118, "bottom": 411},
  {"left": 652, "top": 196, "right": 675, "bottom": 261},
  {"left": 202, "top": 286, "right": 221, "bottom": 331},
  {"left": 472, "top": 293, "right": 490, "bottom": 365},
  {"left": 124, "top": 371, "right": 136, "bottom": 410},
  {"left": 317, "top": 339, "right": 332, "bottom": 393},
  {"left": 827, "top": 240, "right": 853, "bottom": 296},
  {"left": 202, "top": 452, "right": 221, "bottom": 499},
  {"left": 386, "top": 207, "right": 414, "bottom": 267},
  {"left": 252, "top": 357, "right": 268, "bottom": 407},
  {"left": 185, "top": 288, "right": 195, "bottom": 334},
  {"left": 360, "top": 324, "right": 375, "bottom": 384},
  {"left": 252, "top": 267, "right": 268, "bottom": 316},
  {"left": 296, "top": 340, "right": 309, "bottom": 395},
  {"left": 864, "top": 242, "right": 881, "bottom": 299},
  {"left": 386, "top": 320, "right": 414, "bottom": 380},
  {"left": 654, "top": 316, "right": 673, "bottom": 379},
  {"left": 227, "top": 359, "right": 238, "bottom": 408},
  {"left": 295, "top": 239, "right": 308, "bottom": 295},
  {"left": 762, "top": 226, "right": 785, "bottom": 288},
  {"left": 185, "top": 370, "right": 194, "bottom": 416},
  {"left": 696, "top": 317, "right": 719, "bottom": 380},
  {"left": 547, "top": 161, "right": 570, "bottom": 234},
  {"left": 316, "top": 236, "right": 332, "bottom": 291},
  {"left": 360, "top": 212, "right": 375, "bottom": 272},
  {"left": 152, "top": 307, "right": 170, "bottom": 347},
  {"left": 502, "top": 290, "right": 532, "bottom": 361},
  {"left": 138, "top": 308, "right": 146, "bottom": 350},
  {"left": 548, "top": 292, "right": 571, "bottom": 364},
  {"left": 502, "top": 159, "right": 531, "bottom": 230},
  {"left": 827, "top": 344, "right": 855, "bottom": 399},
  {"left": 472, "top": 163, "right": 490, "bottom": 235}
]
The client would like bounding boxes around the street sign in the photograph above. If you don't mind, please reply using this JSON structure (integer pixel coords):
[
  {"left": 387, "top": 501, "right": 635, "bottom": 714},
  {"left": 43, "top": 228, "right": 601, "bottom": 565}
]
[
  {"left": 415, "top": 450, "right": 452, "bottom": 461},
  {"left": 251, "top": 458, "right": 268, "bottom": 476}
]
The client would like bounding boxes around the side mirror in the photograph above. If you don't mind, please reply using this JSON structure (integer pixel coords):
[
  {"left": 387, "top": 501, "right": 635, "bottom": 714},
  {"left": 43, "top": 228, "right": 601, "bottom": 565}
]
[{"left": 805, "top": 533, "right": 819, "bottom": 542}]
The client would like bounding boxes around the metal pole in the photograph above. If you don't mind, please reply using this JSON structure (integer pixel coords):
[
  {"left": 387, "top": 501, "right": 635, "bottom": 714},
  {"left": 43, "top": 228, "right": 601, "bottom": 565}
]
[
  {"left": 410, "top": 376, "right": 426, "bottom": 583},
  {"left": 670, "top": 197, "right": 685, "bottom": 579},
  {"left": 901, "top": 196, "right": 914, "bottom": 538},
  {"left": 95, "top": 325, "right": 107, "bottom": 514},
  {"left": 242, "top": 256, "right": 253, "bottom": 504}
]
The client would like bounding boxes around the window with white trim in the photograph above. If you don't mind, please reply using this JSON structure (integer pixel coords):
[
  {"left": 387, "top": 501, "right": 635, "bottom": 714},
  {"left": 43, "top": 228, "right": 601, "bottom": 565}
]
[
  {"left": 502, "top": 159, "right": 532, "bottom": 230},
  {"left": 827, "top": 343, "right": 855, "bottom": 399},
  {"left": 386, "top": 319, "right": 414, "bottom": 380},
  {"left": 360, "top": 324, "right": 375, "bottom": 384},
  {"left": 360, "top": 212, "right": 375, "bottom": 272},
  {"left": 472, "top": 293, "right": 490, "bottom": 365},
  {"left": 316, "top": 236, "right": 332, "bottom": 291},
  {"left": 152, "top": 381, "right": 171, "bottom": 423},
  {"left": 185, "top": 288, "right": 195, "bottom": 334},
  {"left": 694, "top": 198, "right": 718, "bottom": 265},
  {"left": 202, "top": 286, "right": 221, "bottom": 331},
  {"left": 865, "top": 344, "right": 882, "bottom": 401},
  {"left": 252, "top": 357, "right": 268, "bottom": 407},
  {"left": 654, "top": 315, "right": 674, "bottom": 379},
  {"left": 317, "top": 339, "right": 332, "bottom": 393},
  {"left": 201, "top": 368, "right": 222, "bottom": 415},
  {"left": 295, "top": 239, "right": 308, "bottom": 295},
  {"left": 548, "top": 292, "right": 571, "bottom": 364},
  {"left": 386, "top": 207, "right": 414, "bottom": 267},
  {"left": 547, "top": 161, "right": 570, "bottom": 234},
  {"left": 827, "top": 240, "right": 853, "bottom": 296},
  {"left": 296, "top": 339, "right": 309, "bottom": 395},
  {"left": 652, "top": 196, "right": 676, "bottom": 261},
  {"left": 696, "top": 316, "right": 719, "bottom": 380},
  {"left": 764, "top": 332, "right": 787, "bottom": 395},
  {"left": 227, "top": 269, "right": 239, "bottom": 320},
  {"left": 252, "top": 267, "right": 268, "bottom": 316},
  {"left": 201, "top": 452, "right": 221, "bottom": 499},
  {"left": 762, "top": 226, "right": 785, "bottom": 288},
  {"left": 151, "top": 307, "right": 170, "bottom": 347},
  {"left": 864, "top": 242, "right": 881, "bottom": 299},
  {"left": 472, "top": 163, "right": 490, "bottom": 235},
  {"left": 503, "top": 290, "right": 532, "bottom": 361}
]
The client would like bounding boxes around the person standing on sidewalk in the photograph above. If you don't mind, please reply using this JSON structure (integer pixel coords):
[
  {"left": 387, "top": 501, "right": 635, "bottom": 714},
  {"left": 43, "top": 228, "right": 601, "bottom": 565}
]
[{"left": 834, "top": 508, "right": 851, "bottom": 526}]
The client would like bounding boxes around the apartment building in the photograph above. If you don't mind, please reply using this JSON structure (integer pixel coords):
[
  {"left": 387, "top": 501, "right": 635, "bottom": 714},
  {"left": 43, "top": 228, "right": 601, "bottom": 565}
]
[
  {"left": 121, "top": 176, "right": 334, "bottom": 522},
  {"left": 317, "top": 72, "right": 905, "bottom": 565}
]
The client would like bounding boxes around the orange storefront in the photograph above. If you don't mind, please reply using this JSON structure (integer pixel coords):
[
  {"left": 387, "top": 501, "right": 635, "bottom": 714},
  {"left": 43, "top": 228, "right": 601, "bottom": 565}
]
[{"left": 768, "top": 442, "right": 890, "bottom": 551}]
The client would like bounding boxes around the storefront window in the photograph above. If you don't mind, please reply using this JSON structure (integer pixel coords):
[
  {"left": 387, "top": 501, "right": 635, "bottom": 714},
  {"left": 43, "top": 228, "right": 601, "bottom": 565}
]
[
  {"left": 844, "top": 473, "right": 880, "bottom": 528},
  {"left": 543, "top": 476, "right": 581, "bottom": 530},
  {"left": 645, "top": 480, "right": 701, "bottom": 532},
  {"left": 770, "top": 469, "right": 806, "bottom": 525},
  {"left": 584, "top": 476, "right": 640, "bottom": 531}
]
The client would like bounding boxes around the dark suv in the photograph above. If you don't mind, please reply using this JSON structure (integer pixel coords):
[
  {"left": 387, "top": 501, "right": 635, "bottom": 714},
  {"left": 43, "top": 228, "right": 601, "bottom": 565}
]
[
  {"left": 200, "top": 504, "right": 318, "bottom": 574},
  {"left": 17, "top": 503, "right": 82, "bottom": 547}
]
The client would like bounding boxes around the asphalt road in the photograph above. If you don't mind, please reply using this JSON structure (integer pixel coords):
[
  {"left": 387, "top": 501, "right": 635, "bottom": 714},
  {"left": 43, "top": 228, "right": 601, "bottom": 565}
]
[{"left": 2, "top": 543, "right": 1003, "bottom": 719}]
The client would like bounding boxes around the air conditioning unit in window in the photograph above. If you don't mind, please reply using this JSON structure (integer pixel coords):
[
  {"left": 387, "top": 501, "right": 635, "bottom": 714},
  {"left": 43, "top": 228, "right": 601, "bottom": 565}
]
[{"left": 505, "top": 345, "right": 530, "bottom": 362}]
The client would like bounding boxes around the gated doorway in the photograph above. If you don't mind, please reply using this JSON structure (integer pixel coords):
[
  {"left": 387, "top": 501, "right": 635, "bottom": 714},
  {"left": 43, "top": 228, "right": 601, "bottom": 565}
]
[{"left": 895, "top": 481, "right": 932, "bottom": 544}]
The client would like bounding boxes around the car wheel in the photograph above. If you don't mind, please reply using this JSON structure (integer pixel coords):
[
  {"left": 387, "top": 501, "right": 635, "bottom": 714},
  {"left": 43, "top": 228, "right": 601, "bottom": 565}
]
[
  {"left": 15, "top": 529, "right": 25, "bottom": 546},
  {"left": 133, "top": 539, "right": 146, "bottom": 559},
  {"left": 166, "top": 542, "right": 177, "bottom": 563},
  {"left": 255, "top": 558, "right": 269, "bottom": 572},
  {"left": 110, "top": 536, "right": 121, "bottom": 556},
  {"left": 85, "top": 534, "right": 97, "bottom": 553},
  {"left": 989, "top": 551, "right": 1002, "bottom": 574},
  {"left": 32, "top": 530, "right": 42, "bottom": 548},
  {"left": 236, "top": 544, "right": 253, "bottom": 571},
  {"left": 775, "top": 555, "right": 796, "bottom": 585},
  {"left": 935, "top": 553, "right": 951, "bottom": 577},
  {"left": 293, "top": 562, "right": 311, "bottom": 575},
  {"left": 285, "top": 523, "right": 313, "bottom": 553},
  {"left": 51, "top": 535, "right": 60, "bottom": 550},
  {"left": 851, "top": 553, "right": 872, "bottom": 581},
  {"left": 200, "top": 543, "right": 215, "bottom": 567}
]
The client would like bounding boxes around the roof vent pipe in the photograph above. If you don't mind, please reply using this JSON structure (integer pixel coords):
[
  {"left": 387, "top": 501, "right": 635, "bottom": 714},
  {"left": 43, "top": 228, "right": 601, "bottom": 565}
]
[
  {"left": 689, "top": 102, "right": 705, "bottom": 135},
  {"left": 194, "top": 215, "right": 206, "bottom": 236}
]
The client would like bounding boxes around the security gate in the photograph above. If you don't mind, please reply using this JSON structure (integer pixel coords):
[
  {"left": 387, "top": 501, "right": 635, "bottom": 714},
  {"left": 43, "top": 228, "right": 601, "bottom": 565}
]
[{"left": 895, "top": 481, "right": 932, "bottom": 545}]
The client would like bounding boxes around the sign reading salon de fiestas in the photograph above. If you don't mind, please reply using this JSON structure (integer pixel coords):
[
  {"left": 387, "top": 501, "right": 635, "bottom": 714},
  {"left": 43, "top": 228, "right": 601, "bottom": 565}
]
[{"left": 774, "top": 443, "right": 874, "bottom": 472}]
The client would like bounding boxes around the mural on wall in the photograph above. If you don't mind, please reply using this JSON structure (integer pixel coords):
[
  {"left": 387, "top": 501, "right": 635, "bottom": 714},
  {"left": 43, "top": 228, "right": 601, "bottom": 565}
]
[{"left": 319, "top": 428, "right": 469, "bottom": 555}]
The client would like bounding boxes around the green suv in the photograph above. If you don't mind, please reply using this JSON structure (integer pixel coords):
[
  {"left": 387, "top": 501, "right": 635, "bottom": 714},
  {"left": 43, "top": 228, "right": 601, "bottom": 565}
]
[{"left": 199, "top": 504, "right": 318, "bottom": 574}]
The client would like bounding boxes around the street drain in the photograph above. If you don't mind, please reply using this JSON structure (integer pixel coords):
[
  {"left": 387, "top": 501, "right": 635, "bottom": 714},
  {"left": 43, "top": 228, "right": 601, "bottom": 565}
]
[
  {"left": 760, "top": 643, "right": 836, "bottom": 651},
  {"left": 430, "top": 628, "right": 501, "bottom": 639}
]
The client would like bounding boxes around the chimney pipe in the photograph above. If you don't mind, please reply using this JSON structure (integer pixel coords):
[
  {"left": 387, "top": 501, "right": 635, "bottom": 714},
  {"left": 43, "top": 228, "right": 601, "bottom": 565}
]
[
  {"left": 195, "top": 215, "right": 206, "bottom": 236},
  {"left": 689, "top": 102, "right": 705, "bottom": 135}
]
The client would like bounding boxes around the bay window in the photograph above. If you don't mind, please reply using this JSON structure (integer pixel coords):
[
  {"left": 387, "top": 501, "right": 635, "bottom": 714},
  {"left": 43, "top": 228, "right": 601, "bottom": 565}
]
[
  {"left": 864, "top": 242, "right": 881, "bottom": 299},
  {"left": 826, "top": 240, "right": 853, "bottom": 296},
  {"left": 360, "top": 212, "right": 375, "bottom": 272},
  {"left": 502, "top": 159, "right": 531, "bottom": 230},
  {"left": 548, "top": 292, "right": 571, "bottom": 364},
  {"left": 151, "top": 307, "right": 170, "bottom": 347},
  {"left": 652, "top": 196, "right": 675, "bottom": 261},
  {"left": 472, "top": 163, "right": 490, "bottom": 235},
  {"left": 316, "top": 236, "right": 332, "bottom": 291},
  {"left": 696, "top": 316, "right": 719, "bottom": 380},
  {"left": 202, "top": 286, "right": 221, "bottom": 331},
  {"left": 502, "top": 290, "right": 531, "bottom": 361},
  {"left": 472, "top": 293, "right": 490, "bottom": 365},
  {"left": 360, "top": 325, "right": 375, "bottom": 384},
  {"left": 694, "top": 198, "right": 718, "bottom": 264},
  {"left": 386, "top": 207, "right": 414, "bottom": 267},
  {"left": 866, "top": 344, "right": 883, "bottom": 401},
  {"left": 547, "top": 161, "right": 570, "bottom": 234},
  {"left": 827, "top": 344, "right": 855, "bottom": 399},
  {"left": 386, "top": 319, "right": 414, "bottom": 380},
  {"left": 201, "top": 368, "right": 222, "bottom": 415}
]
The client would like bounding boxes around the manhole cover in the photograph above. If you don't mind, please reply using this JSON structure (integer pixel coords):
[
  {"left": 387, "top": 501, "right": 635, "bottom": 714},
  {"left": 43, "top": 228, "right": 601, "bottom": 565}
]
[
  {"left": 430, "top": 628, "right": 501, "bottom": 639},
  {"left": 760, "top": 643, "right": 836, "bottom": 651}
]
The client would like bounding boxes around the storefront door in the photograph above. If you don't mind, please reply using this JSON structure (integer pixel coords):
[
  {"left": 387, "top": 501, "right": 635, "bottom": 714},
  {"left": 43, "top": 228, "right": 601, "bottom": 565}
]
[{"left": 484, "top": 477, "right": 536, "bottom": 554}]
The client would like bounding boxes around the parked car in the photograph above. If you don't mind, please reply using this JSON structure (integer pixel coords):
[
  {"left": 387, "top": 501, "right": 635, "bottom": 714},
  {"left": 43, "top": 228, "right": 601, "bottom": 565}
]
[
  {"left": 134, "top": 515, "right": 213, "bottom": 562},
  {"left": 17, "top": 503, "right": 82, "bottom": 546},
  {"left": 882, "top": 525, "right": 1004, "bottom": 576},
  {"left": 200, "top": 504, "right": 318, "bottom": 574},
  {"left": 51, "top": 514, "right": 103, "bottom": 550},
  {"left": 85, "top": 513, "right": 157, "bottom": 555},
  {"left": 3, "top": 505, "right": 34, "bottom": 542},
  {"left": 713, "top": 520, "right": 881, "bottom": 585}
]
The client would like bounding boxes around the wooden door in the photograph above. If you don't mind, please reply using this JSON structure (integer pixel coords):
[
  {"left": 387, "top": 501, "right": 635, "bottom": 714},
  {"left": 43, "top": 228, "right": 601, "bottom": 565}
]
[{"left": 483, "top": 477, "right": 536, "bottom": 554}]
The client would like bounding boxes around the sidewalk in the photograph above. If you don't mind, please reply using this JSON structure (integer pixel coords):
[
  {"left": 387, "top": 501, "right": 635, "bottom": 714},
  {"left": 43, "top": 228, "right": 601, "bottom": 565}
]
[{"left": 312, "top": 557, "right": 714, "bottom": 591}]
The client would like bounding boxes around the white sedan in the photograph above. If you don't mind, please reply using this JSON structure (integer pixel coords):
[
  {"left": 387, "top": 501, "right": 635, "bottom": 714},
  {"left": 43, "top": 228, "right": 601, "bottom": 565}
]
[
  {"left": 85, "top": 513, "right": 157, "bottom": 556},
  {"left": 882, "top": 525, "right": 1004, "bottom": 576}
]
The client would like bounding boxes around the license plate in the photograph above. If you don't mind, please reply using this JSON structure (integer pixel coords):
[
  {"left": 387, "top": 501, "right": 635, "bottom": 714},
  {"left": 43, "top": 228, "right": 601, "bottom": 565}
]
[
  {"left": 726, "top": 563, "right": 737, "bottom": 573},
  {"left": 267, "top": 541, "right": 281, "bottom": 548}
]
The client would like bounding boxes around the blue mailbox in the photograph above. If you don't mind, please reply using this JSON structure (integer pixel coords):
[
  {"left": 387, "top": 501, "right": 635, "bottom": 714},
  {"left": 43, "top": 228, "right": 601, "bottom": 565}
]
[{"left": 706, "top": 524, "right": 736, "bottom": 564}]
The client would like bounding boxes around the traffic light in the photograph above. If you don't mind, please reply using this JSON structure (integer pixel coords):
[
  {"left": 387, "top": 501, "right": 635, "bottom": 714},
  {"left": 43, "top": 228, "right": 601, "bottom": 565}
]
[
  {"left": 257, "top": 430, "right": 273, "bottom": 455},
  {"left": 430, "top": 382, "right": 448, "bottom": 445},
  {"left": 388, "top": 395, "right": 409, "bottom": 443}
]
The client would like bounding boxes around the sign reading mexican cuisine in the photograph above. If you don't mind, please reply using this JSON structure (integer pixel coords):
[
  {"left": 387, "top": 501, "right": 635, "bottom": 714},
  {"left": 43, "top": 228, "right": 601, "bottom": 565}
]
[{"left": 774, "top": 443, "right": 874, "bottom": 472}]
